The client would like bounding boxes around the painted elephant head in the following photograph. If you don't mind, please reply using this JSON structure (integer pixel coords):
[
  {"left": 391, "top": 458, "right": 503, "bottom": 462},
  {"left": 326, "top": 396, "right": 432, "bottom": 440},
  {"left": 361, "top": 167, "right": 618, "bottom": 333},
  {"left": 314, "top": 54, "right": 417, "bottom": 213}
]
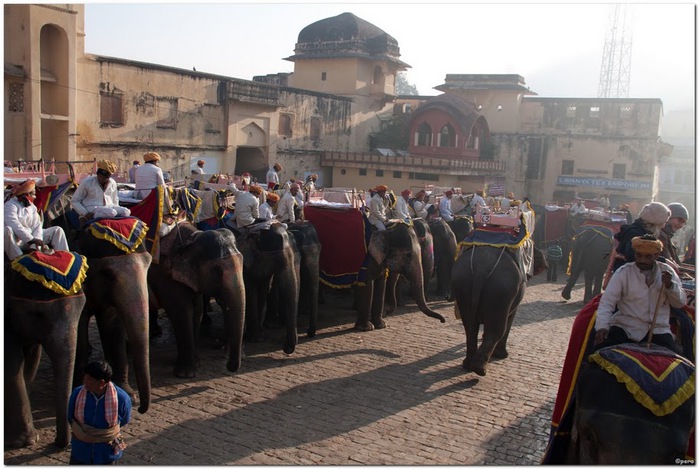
[
  {"left": 153, "top": 224, "right": 246, "bottom": 376},
  {"left": 5, "top": 270, "right": 86, "bottom": 449},
  {"left": 355, "top": 222, "right": 446, "bottom": 331},
  {"left": 234, "top": 221, "right": 300, "bottom": 354}
]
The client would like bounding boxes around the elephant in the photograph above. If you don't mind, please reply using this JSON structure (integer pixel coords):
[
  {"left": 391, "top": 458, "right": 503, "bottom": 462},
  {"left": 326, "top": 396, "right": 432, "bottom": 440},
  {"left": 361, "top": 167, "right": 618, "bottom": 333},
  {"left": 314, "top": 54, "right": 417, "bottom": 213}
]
[
  {"left": 286, "top": 221, "right": 321, "bottom": 338},
  {"left": 448, "top": 215, "right": 473, "bottom": 244},
  {"left": 427, "top": 218, "right": 458, "bottom": 299},
  {"left": 354, "top": 221, "right": 446, "bottom": 331},
  {"left": 149, "top": 222, "right": 246, "bottom": 377},
  {"left": 567, "top": 353, "right": 695, "bottom": 464},
  {"left": 233, "top": 220, "right": 300, "bottom": 354},
  {"left": 5, "top": 267, "right": 86, "bottom": 449},
  {"left": 71, "top": 225, "right": 153, "bottom": 414},
  {"left": 452, "top": 241, "right": 548, "bottom": 376},
  {"left": 561, "top": 228, "right": 613, "bottom": 304},
  {"left": 386, "top": 217, "right": 434, "bottom": 307}
]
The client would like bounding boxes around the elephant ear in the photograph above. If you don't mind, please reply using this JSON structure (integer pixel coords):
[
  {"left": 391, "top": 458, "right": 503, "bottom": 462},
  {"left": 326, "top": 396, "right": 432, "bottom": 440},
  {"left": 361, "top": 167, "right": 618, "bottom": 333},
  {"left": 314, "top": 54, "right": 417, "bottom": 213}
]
[
  {"left": 368, "top": 231, "right": 387, "bottom": 266},
  {"left": 162, "top": 253, "right": 199, "bottom": 291}
]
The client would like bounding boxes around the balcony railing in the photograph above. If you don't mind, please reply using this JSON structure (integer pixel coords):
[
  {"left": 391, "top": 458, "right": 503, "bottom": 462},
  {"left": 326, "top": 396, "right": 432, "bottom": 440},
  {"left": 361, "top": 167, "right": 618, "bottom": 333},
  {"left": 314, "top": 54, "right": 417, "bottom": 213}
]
[{"left": 320, "top": 151, "right": 506, "bottom": 174}]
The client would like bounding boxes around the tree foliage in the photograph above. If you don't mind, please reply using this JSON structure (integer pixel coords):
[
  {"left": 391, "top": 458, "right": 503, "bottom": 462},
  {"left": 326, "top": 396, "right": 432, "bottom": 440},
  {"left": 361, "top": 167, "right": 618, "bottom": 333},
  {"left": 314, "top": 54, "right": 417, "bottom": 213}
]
[
  {"left": 395, "top": 72, "right": 419, "bottom": 96},
  {"left": 369, "top": 112, "right": 411, "bottom": 150}
]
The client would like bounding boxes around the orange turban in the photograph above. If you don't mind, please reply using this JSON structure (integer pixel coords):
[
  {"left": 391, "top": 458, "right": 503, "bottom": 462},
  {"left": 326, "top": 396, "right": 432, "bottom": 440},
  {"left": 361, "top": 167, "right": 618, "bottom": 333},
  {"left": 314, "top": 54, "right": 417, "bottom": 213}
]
[
  {"left": 143, "top": 152, "right": 161, "bottom": 162},
  {"left": 273, "top": 163, "right": 283, "bottom": 171},
  {"left": 631, "top": 236, "right": 663, "bottom": 255},
  {"left": 266, "top": 193, "right": 280, "bottom": 203},
  {"left": 248, "top": 185, "right": 263, "bottom": 196},
  {"left": 197, "top": 160, "right": 205, "bottom": 166},
  {"left": 97, "top": 159, "right": 117, "bottom": 174},
  {"left": 11, "top": 179, "right": 36, "bottom": 196},
  {"left": 374, "top": 185, "right": 388, "bottom": 192}
]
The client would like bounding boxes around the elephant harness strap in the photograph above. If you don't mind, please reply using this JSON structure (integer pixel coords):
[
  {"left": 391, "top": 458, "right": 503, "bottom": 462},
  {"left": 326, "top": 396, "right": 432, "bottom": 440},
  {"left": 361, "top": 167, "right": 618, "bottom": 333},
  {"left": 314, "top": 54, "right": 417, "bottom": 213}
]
[{"left": 470, "top": 245, "right": 508, "bottom": 280}]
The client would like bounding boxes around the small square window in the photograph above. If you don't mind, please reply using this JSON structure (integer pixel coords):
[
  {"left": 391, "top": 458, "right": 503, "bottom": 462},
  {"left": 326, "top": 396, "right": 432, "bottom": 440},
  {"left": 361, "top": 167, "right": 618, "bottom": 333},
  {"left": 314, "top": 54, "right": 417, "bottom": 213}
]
[
  {"left": 359, "top": 168, "right": 367, "bottom": 176},
  {"left": 562, "top": 160, "right": 574, "bottom": 175},
  {"left": 590, "top": 106, "right": 600, "bottom": 118},
  {"left": 376, "top": 169, "right": 384, "bottom": 177},
  {"left": 566, "top": 106, "right": 576, "bottom": 118},
  {"left": 321, "top": 72, "right": 327, "bottom": 81},
  {"left": 393, "top": 171, "right": 401, "bottom": 178}
]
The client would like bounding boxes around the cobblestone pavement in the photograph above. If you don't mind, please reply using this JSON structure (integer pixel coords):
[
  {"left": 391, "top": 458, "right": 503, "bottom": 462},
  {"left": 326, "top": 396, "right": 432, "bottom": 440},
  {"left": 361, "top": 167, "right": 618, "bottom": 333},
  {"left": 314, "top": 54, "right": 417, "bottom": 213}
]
[{"left": 4, "top": 275, "right": 589, "bottom": 465}]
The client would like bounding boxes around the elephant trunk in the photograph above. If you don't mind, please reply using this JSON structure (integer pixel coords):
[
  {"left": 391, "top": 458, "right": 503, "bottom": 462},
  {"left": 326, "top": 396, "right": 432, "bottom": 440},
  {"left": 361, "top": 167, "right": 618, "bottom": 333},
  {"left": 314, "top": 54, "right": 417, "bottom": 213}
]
[
  {"left": 219, "top": 258, "right": 246, "bottom": 372},
  {"left": 123, "top": 254, "right": 152, "bottom": 414},
  {"left": 281, "top": 255, "right": 300, "bottom": 355},
  {"left": 406, "top": 257, "right": 445, "bottom": 323}
]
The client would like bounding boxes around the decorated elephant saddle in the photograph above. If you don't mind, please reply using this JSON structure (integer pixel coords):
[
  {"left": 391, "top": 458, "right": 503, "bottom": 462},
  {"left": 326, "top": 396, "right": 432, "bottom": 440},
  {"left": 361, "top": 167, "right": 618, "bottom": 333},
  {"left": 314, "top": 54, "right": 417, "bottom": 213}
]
[
  {"left": 589, "top": 343, "right": 695, "bottom": 417},
  {"left": 11, "top": 250, "right": 88, "bottom": 295},
  {"left": 86, "top": 216, "right": 148, "bottom": 253}
]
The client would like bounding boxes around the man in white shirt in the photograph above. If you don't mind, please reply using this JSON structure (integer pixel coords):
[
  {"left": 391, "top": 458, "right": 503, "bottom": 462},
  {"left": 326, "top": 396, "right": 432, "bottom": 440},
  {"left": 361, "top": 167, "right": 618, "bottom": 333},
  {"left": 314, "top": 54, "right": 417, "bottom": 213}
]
[
  {"left": 231, "top": 185, "right": 261, "bottom": 228},
  {"left": 410, "top": 190, "right": 429, "bottom": 219},
  {"left": 394, "top": 189, "right": 411, "bottom": 221},
  {"left": 4, "top": 179, "right": 70, "bottom": 260},
  {"left": 134, "top": 152, "right": 165, "bottom": 199},
  {"left": 439, "top": 190, "right": 454, "bottom": 222},
  {"left": 368, "top": 185, "right": 389, "bottom": 231},
  {"left": 127, "top": 160, "right": 140, "bottom": 183},
  {"left": 470, "top": 189, "right": 486, "bottom": 211},
  {"left": 569, "top": 197, "right": 588, "bottom": 217},
  {"left": 304, "top": 174, "right": 318, "bottom": 195},
  {"left": 277, "top": 184, "right": 299, "bottom": 223},
  {"left": 594, "top": 234, "right": 686, "bottom": 351},
  {"left": 191, "top": 159, "right": 205, "bottom": 175},
  {"left": 259, "top": 192, "right": 279, "bottom": 220},
  {"left": 293, "top": 181, "right": 305, "bottom": 217},
  {"left": 266, "top": 163, "right": 282, "bottom": 190},
  {"left": 71, "top": 160, "right": 131, "bottom": 224}
]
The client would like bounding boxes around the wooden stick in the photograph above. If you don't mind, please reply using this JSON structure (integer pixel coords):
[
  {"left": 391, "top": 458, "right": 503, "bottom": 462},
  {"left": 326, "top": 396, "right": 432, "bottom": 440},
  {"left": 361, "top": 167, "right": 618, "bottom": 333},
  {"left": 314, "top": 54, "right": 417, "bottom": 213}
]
[{"left": 646, "top": 282, "right": 666, "bottom": 349}]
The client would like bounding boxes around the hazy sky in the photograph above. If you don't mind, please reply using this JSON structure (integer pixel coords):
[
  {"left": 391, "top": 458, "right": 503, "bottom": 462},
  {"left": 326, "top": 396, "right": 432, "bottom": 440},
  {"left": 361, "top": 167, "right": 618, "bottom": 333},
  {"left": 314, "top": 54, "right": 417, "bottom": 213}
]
[{"left": 83, "top": 2, "right": 695, "bottom": 112}]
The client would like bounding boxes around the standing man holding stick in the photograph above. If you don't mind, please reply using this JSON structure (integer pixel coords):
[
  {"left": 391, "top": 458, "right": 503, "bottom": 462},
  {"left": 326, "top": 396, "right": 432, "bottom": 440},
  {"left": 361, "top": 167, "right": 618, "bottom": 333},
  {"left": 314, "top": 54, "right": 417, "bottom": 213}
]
[{"left": 593, "top": 234, "right": 686, "bottom": 351}]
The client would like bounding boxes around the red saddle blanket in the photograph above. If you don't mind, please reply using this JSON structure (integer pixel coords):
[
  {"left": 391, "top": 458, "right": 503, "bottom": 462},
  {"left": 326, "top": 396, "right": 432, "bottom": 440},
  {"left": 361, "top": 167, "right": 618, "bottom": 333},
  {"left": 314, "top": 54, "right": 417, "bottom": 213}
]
[
  {"left": 11, "top": 250, "right": 88, "bottom": 295},
  {"left": 87, "top": 217, "right": 148, "bottom": 254}
]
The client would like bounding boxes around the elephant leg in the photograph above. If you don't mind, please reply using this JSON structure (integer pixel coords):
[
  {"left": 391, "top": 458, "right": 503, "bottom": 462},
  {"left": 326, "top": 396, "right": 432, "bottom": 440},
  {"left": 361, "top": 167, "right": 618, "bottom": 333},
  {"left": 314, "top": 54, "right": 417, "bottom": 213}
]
[
  {"left": 592, "top": 269, "right": 604, "bottom": 298},
  {"left": 73, "top": 310, "right": 92, "bottom": 389},
  {"left": 42, "top": 333, "right": 77, "bottom": 448},
  {"left": 264, "top": 278, "right": 282, "bottom": 329},
  {"left": 4, "top": 335, "right": 39, "bottom": 448},
  {"left": 159, "top": 288, "right": 200, "bottom": 378},
  {"left": 23, "top": 344, "right": 42, "bottom": 384},
  {"left": 461, "top": 312, "right": 480, "bottom": 372},
  {"left": 583, "top": 270, "right": 595, "bottom": 304},
  {"left": 370, "top": 269, "right": 388, "bottom": 329},
  {"left": 245, "top": 280, "right": 268, "bottom": 342},
  {"left": 493, "top": 312, "right": 516, "bottom": 359},
  {"left": 354, "top": 281, "right": 375, "bottom": 331},
  {"left": 148, "top": 290, "right": 162, "bottom": 340}
]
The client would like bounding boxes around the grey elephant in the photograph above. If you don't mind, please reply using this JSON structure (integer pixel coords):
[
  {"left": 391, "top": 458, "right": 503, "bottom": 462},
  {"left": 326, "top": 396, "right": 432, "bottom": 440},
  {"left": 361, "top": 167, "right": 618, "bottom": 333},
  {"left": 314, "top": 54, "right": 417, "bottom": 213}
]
[
  {"left": 72, "top": 224, "right": 152, "bottom": 413},
  {"left": 149, "top": 222, "right": 246, "bottom": 377},
  {"left": 561, "top": 228, "right": 614, "bottom": 304},
  {"left": 385, "top": 217, "right": 434, "bottom": 308},
  {"left": 452, "top": 241, "right": 548, "bottom": 376},
  {"left": 233, "top": 221, "right": 299, "bottom": 354},
  {"left": 5, "top": 258, "right": 87, "bottom": 449},
  {"left": 562, "top": 346, "right": 695, "bottom": 464},
  {"left": 286, "top": 221, "right": 321, "bottom": 338},
  {"left": 427, "top": 218, "right": 458, "bottom": 299},
  {"left": 355, "top": 222, "right": 446, "bottom": 331}
]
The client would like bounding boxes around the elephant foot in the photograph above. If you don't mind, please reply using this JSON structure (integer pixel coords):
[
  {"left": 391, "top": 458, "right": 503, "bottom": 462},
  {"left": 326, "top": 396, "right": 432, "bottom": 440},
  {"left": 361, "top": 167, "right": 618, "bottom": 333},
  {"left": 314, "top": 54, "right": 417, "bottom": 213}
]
[
  {"left": 561, "top": 287, "right": 572, "bottom": 300},
  {"left": 6, "top": 429, "right": 39, "bottom": 449},
  {"left": 354, "top": 321, "right": 375, "bottom": 332},
  {"left": 462, "top": 358, "right": 487, "bottom": 376},
  {"left": 370, "top": 318, "right": 387, "bottom": 329},
  {"left": 306, "top": 328, "right": 316, "bottom": 338},
  {"left": 173, "top": 364, "right": 198, "bottom": 379},
  {"left": 492, "top": 348, "right": 509, "bottom": 359}
]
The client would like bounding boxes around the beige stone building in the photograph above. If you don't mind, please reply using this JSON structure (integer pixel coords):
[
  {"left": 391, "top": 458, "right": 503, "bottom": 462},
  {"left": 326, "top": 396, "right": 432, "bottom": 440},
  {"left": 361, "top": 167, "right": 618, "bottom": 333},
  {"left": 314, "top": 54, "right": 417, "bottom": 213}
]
[{"left": 5, "top": 5, "right": 673, "bottom": 213}]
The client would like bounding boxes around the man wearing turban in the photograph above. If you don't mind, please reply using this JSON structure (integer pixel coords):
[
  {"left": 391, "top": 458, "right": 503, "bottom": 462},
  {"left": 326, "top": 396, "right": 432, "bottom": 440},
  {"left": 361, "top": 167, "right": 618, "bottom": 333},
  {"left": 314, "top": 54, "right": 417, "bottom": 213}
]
[
  {"left": 134, "top": 152, "right": 165, "bottom": 199},
  {"left": 277, "top": 184, "right": 300, "bottom": 224},
  {"left": 303, "top": 174, "right": 319, "bottom": 195},
  {"left": 594, "top": 234, "right": 686, "bottom": 351},
  {"left": 612, "top": 201, "right": 671, "bottom": 273},
  {"left": 191, "top": 159, "right": 205, "bottom": 175},
  {"left": 368, "top": 185, "right": 389, "bottom": 231},
  {"left": 259, "top": 192, "right": 280, "bottom": 220},
  {"left": 392, "top": 189, "right": 411, "bottom": 222},
  {"left": 266, "top": 163, "right": 282, "bottom": 190},
  {"left": 439, "top": 190, "right": 455, "bottom": 222},
  {"left": 4, "top": 179, "right": 70, "bottom": 260},
  {"left": 229, "top": 184, "right": 260, "bottom": 228},
  {"left": 71, "top": 160, "right": 131, "bottom": 224}
]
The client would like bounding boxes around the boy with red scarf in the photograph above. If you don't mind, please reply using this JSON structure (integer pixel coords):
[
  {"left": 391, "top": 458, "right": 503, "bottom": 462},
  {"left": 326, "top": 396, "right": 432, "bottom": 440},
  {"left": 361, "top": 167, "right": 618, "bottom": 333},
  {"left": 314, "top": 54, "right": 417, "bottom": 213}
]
[{"left": 68, "top": 361, "right": 132, "bottom": 465}]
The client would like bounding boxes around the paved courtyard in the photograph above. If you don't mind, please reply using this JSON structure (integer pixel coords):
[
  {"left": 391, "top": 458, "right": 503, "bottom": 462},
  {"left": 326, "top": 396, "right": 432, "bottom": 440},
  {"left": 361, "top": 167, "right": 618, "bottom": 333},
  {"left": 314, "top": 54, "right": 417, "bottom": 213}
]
[{"left": 4, "top": 275, "right": 587, "bottom": 465}]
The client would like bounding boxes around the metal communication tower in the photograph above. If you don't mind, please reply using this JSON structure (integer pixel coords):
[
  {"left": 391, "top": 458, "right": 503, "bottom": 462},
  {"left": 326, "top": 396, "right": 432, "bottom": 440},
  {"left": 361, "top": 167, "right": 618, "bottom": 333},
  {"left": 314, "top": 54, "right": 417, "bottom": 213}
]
[{"left": 597, "top": 4, "right": 633, "bottom": 98}]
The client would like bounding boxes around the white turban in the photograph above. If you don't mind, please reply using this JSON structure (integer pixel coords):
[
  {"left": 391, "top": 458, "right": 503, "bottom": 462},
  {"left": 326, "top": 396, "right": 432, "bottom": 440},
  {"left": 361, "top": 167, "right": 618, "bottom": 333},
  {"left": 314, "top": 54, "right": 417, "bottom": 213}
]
[{"left": 638, "top": 202, "right": 671, "bottom": 226}]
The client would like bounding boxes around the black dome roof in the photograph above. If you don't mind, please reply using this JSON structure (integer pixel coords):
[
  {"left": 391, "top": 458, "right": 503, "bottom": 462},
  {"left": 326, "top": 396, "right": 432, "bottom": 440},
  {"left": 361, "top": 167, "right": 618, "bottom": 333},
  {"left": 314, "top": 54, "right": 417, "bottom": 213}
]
[{"left": 285, "top": 12, "right": 409, "bottom": 68}]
